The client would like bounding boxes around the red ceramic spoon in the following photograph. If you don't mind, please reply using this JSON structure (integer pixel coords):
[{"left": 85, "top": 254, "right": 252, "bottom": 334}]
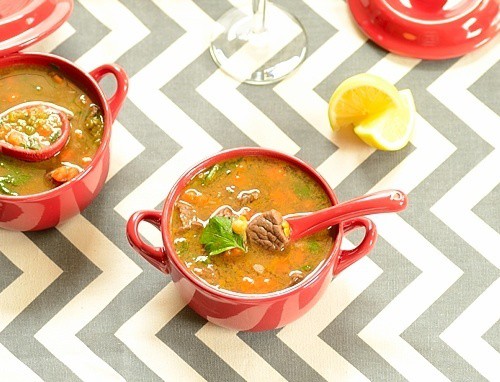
[
  {"left": 0, "top": 102, "right": 71, "bottom": 162},
  {"left": 286, "top": 189, "right": 407, "bottom": 241}
]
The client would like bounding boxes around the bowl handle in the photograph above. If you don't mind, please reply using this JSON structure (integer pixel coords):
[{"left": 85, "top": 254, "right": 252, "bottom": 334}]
[
  {"left": 126, "top": 210, "right": 170, "bottom": 274},
  {"left": 89, "top": 64, "right": 129, "bottom": 122},
  {"left": 334, "top": 217, "right": 377, "bottom": 275}
]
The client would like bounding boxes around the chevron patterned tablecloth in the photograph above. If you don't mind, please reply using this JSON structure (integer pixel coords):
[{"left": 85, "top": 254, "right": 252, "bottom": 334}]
[{"left": 1, "top": 1, "right": 499, "bottom": 381}]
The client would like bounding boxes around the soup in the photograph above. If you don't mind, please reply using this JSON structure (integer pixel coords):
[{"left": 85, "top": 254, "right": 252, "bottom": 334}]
[
  {"left": 0, "top": 64, "right": 104, "bottom": 196},
  {"left": 171, "top": 156, "right": 334, "bottom": 294}
]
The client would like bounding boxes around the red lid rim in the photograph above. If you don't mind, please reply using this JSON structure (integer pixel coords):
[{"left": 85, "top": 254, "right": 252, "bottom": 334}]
[
  {"left": 0, "top": 0, "right": 74, "bottom": 57},
  {"left": 347, "top": 0, "right": 500, "bottom": 60}
]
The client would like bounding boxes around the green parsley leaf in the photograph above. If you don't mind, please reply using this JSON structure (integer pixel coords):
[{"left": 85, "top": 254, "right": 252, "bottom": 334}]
[
  {"left": 206, "top": 164, "right": 220, "bottom": 181},
  {"left": 200, "top": 216, "right": 246, "bottom": 256},
  {"left": 201, "top": 164, "right": 220, "bottom": 185}
]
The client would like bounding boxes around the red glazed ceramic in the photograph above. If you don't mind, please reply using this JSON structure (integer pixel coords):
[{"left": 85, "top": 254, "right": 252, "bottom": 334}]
[
  {"left": 348, "top": 0, "right": 500, "bottom": 60},
  {"left": 0, "top": 52, "right": 128, "bottom": 231},
  {"left": 0, "top": 0, "right": 73, "bottom": 56},
  {"left": 127, "top": 148, "right": 380, "bottom": 331}
]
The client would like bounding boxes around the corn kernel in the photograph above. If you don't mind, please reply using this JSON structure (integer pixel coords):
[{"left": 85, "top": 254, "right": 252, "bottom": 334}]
[
  {"left": 232, "top": 215, "right": 248, "bottom": 236},
  {"left": 282, "top": 220, "right": 290, "bottom": 237}
]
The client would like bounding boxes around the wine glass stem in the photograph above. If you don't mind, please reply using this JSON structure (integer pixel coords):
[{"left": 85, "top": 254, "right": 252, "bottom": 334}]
[{"left": 252, "top": 0, "right": 267, "bottom": 33}]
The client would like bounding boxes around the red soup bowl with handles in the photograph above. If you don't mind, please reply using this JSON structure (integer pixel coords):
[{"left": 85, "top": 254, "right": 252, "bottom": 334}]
[
  {"left": 127, "top": 148, "right": 381, "bottom": 332},
  {"left": 0, "top": 52, "right": 128, "bottom": 231}
]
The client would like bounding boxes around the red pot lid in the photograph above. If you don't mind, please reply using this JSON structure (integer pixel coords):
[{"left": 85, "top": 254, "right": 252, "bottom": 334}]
[
  {"left": 0, "top": 0, "right": 73, "bottom": 57},
  {"left": 347, "top": 0, "right": 500, "bottom": 60}
]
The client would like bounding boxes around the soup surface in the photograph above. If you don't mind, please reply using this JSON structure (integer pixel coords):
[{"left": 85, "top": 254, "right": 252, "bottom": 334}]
[
  {"left": 171, "top": 156, "right": 334, "bottom": 294},
  {"left": 0, "top": 64, "right": 104, "bottom": 196}
]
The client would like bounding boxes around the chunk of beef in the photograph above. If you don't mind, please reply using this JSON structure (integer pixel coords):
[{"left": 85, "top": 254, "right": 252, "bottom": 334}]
[
  {"left": 247, "top": 209, "right": 289, "bottom": 251},
  {"left": 176, "top": 200, "right": 202, "bottom": 230},
  {"left": 237, "top": 189, "right": 260, "bottom": 205}
]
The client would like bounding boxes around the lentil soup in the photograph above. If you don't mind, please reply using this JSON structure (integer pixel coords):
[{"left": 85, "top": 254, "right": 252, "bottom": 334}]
[
  {"left": 0, "top": 64, "right": 104, "bottom": 196},
  {"left": 171, "top": 156, "right": 335, "bottom": 294}
]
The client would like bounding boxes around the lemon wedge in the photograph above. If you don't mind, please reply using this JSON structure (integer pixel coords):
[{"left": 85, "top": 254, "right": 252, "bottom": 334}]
[
  {"left": 328, "top": 73, "right": 415, "bottom": 151},
  {"left": 353, "top": 89, "right": 415, "bottom": 151}
]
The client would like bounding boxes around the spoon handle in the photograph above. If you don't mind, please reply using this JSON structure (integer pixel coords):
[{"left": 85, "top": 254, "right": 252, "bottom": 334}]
[{"left": 286, "top": 189, "right": 407, "bottom": 241}]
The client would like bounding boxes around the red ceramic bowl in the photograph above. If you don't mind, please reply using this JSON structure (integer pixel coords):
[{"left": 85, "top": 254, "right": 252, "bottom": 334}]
[
  {"left": 348, "top": 0, "right": 500, "bottom": 60},
  {"left": 0, "top": 52, "right": 128, "bottom": 231},
  {"left": 127, "top": 148, "right": 378, "bottom": 331}
]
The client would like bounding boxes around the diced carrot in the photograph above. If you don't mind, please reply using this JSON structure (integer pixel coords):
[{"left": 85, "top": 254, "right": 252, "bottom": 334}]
[
  {"left": 289, "top": 249, "right": 306, "bottom": 268},
  {"left": 268, "top": 257, "right": 290, "bottom": 275},
  {"left": 198, "top": 194, "right": 210, "bottom": 205},
  {"left": 238, "top": 278, "right": 255, "bottom": 293},
  {"left": 59, "top": 149, "right": 74, "bottom": 162},
  {"left": 50, "top": 166, "right": 80, "bottom": 183},
  {"left": 262, "top": 278, "right": 279, "bottom": 292},
  {"left": 269, "top": 188, "right": 291, "bottom": 204},
  {"left": 181, "top": 190, "right": 210, "bottom": 206},
  {"left": 269, "top": 187, "right": 298, "bottom": 205},
  {"left": 227, "top": 248, "right": 244, "bottom": 256},
  {"left": 37, "top": 124, "right": 52, "bottom": 137},
  {"left": 253, "top": 276, "right": 279, "bottom": 293},
  {"left": 262, "top": 165, "right": 286, "bottom": 181},
  {"left": 181, "top": 190, "right": 198, "bottom": 204},
  {"left": 6, "top": 131, "right": 24, "bottom": 146},
  {"left": 52, "top": 74, "right": 64, "bottom": 84},
  {"left": 231, "top": 173, "right": 252, "bottom": 189}
]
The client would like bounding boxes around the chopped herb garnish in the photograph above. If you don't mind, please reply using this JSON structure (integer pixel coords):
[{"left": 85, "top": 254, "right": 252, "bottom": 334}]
[
  {"left": 0, "top": 170, "right": 31, "bottom": 195},
  {"left": 206, "top": 164, "right": 220, "bottom": 180},
  {"left": 300, "top": 264, "right": 312, "bottom": 272},
  {"left": 293, "top": 181, "right": 313, "bottom": 199},
  {"left": 24, "top": 136, "right": 41, "bottom": 150},
  {"left": 49, "top": 129, "right": 61, "bottom": 143},
  {"left": 175, "top": 239, "right": 189, "bottom": 255},
  {"left": 308, "top": 240, "right": 321, "bottom": 254},
  {"left": 14, "top": 172, "right": 30, "bottom": 185},
  {"left": 0, "top": 184, "right": 16, "bottom": 196},
  {"left": 0, "top": 175, "right": 18, "bottom": 196},
  {"left": 200, "top": 216, "right": 246, "bottom": 256}
]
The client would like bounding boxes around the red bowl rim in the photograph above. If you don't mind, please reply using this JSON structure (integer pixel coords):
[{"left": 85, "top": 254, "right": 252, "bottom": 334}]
[
  {"left": 0, "top": 52, "right": 112, "bottom": 202},
  {"left": 160, "top": 147, "right": 345, "bottom": 303}
]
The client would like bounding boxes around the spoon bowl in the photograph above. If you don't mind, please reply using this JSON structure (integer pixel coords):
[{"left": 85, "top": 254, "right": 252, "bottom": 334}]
[{"left": 0, "top": 101, "right": 71, "bottom": 162}]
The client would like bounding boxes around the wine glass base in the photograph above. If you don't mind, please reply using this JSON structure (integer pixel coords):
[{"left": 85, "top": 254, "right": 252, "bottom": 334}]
[{"left": 210, "top": 3, "right": 307, "bottom": 85}]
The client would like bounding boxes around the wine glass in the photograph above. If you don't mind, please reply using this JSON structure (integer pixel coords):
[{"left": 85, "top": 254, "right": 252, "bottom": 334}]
[{"left": 210, "top": 0, "right": 307, "bottom": 85}]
